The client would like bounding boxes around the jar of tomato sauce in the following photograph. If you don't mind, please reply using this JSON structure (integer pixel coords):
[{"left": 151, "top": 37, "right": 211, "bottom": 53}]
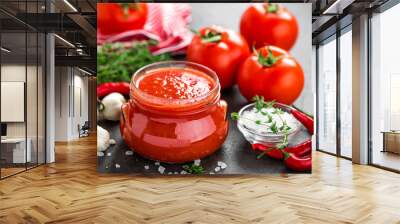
[{"left": 120, "top": 61, "right": 229, "bottom": 163}]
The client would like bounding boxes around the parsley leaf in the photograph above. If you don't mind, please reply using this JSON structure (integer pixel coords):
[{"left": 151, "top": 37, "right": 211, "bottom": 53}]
[
  {"left": 182, "top": 164, "right": 205, "bottom": 174},
  {"left": 252, "top": 95, "right": 275, "bottom": 113},
  {"left": 252, "top": 95, "right": 266, "bottom": 112},
  {"left": 266, "top": 113, "right": 273, "bottom": 123},
  {"left": 270, "top": 121, "right": 278, "bottom": 134},
  {"left": 272, "top": 108, "right": 284, "bottom": 115},
  {"left": 231, "top": 112, "right": 239, "bottom": 121},
  {"left": 276, "top": 130, "right": 289, "bottom": 149}
]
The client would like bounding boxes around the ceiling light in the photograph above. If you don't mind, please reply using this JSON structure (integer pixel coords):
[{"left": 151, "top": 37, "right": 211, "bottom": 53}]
[
  {"left": 63, "top": 0, "right": 78, "bottom": 12},
  {"left": 54, "top": 34, "right": 75, "bottom": 48},
  {"left": 1, "top": 47, "right": 11, "bottom": 53},
  {"left": 78, "top": 67, "right": 92, "bottom": 76}
]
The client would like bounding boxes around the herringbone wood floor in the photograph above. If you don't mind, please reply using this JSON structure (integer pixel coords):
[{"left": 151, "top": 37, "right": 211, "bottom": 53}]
[{"left": 1, "top": 135, "right": 400, "bottom": 224}]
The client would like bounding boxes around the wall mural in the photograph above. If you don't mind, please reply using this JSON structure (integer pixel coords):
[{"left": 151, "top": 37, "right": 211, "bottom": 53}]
[{"left": 96, "top": 3, "right": 313, "bottom": 175}]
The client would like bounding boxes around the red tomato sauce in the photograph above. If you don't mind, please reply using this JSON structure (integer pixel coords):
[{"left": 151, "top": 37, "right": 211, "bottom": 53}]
[
  {"left": 121, "top": 66, "right": 228, "bottom": 163},
  {"left": 137, "top": 68, "right": 215, "bottom": 100}
]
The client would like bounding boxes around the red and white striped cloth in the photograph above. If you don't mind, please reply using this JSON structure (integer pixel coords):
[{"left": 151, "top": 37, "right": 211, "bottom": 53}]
[{"left": 97, "top": 3, "right": 193, "bottom": 55}]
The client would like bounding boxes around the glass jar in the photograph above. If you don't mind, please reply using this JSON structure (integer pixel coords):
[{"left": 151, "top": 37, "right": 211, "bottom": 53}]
[{"left": 120, "top": 61, "right": 229, "bottom": 163}]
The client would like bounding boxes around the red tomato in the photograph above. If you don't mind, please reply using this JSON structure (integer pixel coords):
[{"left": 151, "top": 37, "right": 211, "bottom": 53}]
[
  {"left": 237, "top": 46, "right": 304, "bottom": 105},
  {"left": 240, "top": 3, "right": 298, "bottom": 51},
  {"left": 97, "top": 3, "right": 147, "bottom": 35},
  {"left": 187, "top": 26, "right": 250, "bottom": 89}
]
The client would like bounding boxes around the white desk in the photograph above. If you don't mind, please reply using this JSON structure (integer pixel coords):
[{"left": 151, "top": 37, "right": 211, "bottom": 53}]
[{"left": 1, "top": 138, "right": 31, "bottom": 163}]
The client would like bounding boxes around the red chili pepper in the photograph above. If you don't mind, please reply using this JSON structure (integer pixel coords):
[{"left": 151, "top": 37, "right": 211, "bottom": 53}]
[
  {"left": 291, "top": 108, "right": 314, "bottom": 135},
  {"left": 283, "top": 152, "right": 312, "bottom": 171},
  {"left": 285, "top": 140, "right": 311, "bottom": 157},
  {"left": 252, "top": 144, "right": 283, "bottom": 159},
  {"left": 97, "top": 82, "right": 130, "bottom": 99},
  {"left": 252, "top": 139, "right": 312, "bottom": 160}
]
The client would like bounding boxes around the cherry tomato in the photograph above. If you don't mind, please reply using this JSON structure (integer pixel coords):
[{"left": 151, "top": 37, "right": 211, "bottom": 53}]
[
  {"left": 187, "top": 26, "right": 250, "bottom": 89},
  {"left": 240, "top": 3, "right": 298, "bottom": 50},
  {"left": 237, "top": 46, "right": 304, "bottom": 105},
  {"left": 97, "top": 3, "right": 147, "bottom": 35}
]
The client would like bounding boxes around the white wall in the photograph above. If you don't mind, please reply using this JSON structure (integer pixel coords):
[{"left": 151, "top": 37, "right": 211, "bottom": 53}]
[
  {"left": 72, "top": 73, "right": 89, "bottom": 138},
  {"left": 54, "top": 67, "right": 89, "bottom": 141},
  {"left": 55, "top": 66, "right": 69, "bottom": 141}
]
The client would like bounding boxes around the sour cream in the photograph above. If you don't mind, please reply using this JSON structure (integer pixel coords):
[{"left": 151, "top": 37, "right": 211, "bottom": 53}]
[{"left": 239, "top": 107, "right": 300, "bottom": 136}]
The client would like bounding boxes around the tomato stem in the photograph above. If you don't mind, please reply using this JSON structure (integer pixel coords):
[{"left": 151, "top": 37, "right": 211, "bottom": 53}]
[
  {"left": 257, "top": 48, "right": 282, "bottom": 67},
  {"left": 119, "top": 3, "right": 139, "bottom": 17},
  {"left": 200, "top": 29, "right": 222, "bottom": 43},
  {"left": 265, "top": 3, "right": 279, "bottom": 13}
]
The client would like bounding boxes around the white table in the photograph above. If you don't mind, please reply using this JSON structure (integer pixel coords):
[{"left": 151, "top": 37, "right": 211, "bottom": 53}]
[{"left": 1, "top": 138, "right": 31, "bottom": 163}]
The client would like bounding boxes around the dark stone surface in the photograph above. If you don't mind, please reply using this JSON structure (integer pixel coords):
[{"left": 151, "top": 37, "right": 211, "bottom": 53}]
[{"left": 97, "top": 86, "right": 312, "bottom": 175}]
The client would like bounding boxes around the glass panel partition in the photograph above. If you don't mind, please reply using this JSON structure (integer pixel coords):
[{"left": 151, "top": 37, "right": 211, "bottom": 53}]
[
  {"left": 0, "top": 1, "right": 46, "bottom": 179},
  {"left": 0, "top": 31, "right": 28, "bottom": 177},
  {"left": 370, "top": 4, "right": 400, "bottom": 171},
  {"left": 317, "top": 36, "right": 337, "bottom": 155},
  {"left": 339, "top": 28, "right": 352, "bottom": 158}
]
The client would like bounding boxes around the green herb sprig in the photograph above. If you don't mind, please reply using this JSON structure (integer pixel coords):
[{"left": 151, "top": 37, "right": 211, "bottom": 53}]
[
  {"left": 231, "top": 96, "right": 290, "bottom": 134},
  {"left": 182, "top": 164, "right": 205, "bottom": 174},
  {"left": 97, "top": 41, "right": 170, "bottom": 84}
]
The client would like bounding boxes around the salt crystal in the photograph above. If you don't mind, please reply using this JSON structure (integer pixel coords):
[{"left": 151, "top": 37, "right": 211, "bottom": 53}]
[
  {"left": 115, "top": 164, "right": 120, "bottom": 169},
  {"left": 158, "top": 166, "right": 165, "bottom": 174},
  {"left": 97, "top": 152, "right": 104, "bottom": 157},
  {"left": 194, "top": 159, "right": 201, "bottom": 166},
  {"left": 155, "top": 161, "right": 160, "bottom": 166},
  {"left": 174, "top": 172, "right": 179, "bottom": 175},
  {"left": 168, "top": 172, "right": 172, "bottom": 175},
  {"left": 209, "top": 172, "right": 215, "bottom": 175},
  {"left": 144, "top": 165, "right": 149, "bottom": 170},
  {"left": 180, "top": 170, "right": 188, "bottom": 174},
  {"left": 218, "top": 161, "right": 227, "bottom": 169},
  {"left": 214, "top": 166, "right": 221, "bottom": 172},
  {"left": 107, "top": 152, "right": 112, "bottom": 156},
  {"left": 125, "top": 151, "right": 134, "bottom": 156}
]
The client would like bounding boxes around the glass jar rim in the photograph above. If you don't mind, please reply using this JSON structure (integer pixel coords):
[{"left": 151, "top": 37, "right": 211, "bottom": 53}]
[{"left": 130, "top": 61, "right": 221, "bottom": 111}]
